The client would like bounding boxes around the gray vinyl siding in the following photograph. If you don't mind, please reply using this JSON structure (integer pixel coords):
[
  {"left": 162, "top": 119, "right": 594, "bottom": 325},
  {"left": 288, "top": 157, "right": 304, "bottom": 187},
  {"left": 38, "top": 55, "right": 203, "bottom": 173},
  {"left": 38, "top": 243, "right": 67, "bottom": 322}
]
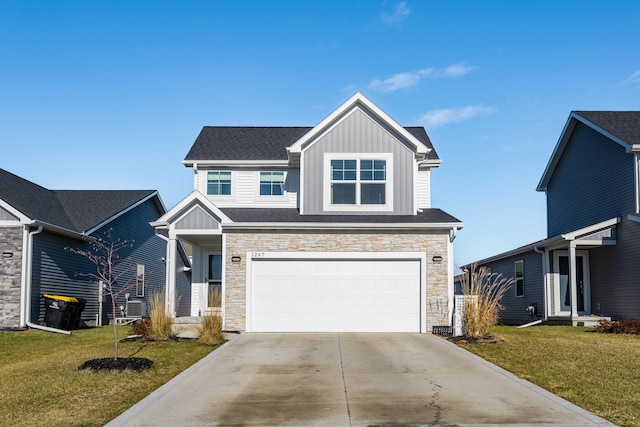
[
  {"left": 30, "top": 198, "right": 189, "bottom": 324},
  {"left": 176, "top": 206, "right": 219, "bottom": 230},
  {"left": 303, "top": 108, "right": 415, "bottom": 215},
  {"left": 479, "top": 250, "right": 544, "bottom": 324},
  {"left": 589, "top": 218, "right": 640, "bottom": 320},
  {"left": 546, "top": 122, "right": 635, "bottom": 236},
  {"left": 0, "top": 206, "right": 18, "bottom": 221}
]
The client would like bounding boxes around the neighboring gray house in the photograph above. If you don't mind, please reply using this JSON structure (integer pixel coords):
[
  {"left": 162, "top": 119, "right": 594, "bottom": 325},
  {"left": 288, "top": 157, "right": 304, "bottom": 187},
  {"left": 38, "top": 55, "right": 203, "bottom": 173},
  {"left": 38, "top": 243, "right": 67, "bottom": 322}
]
[
  {"left": 152, "top": 92, "right": 463, "bottom": 333},
  {"left": 470, "top": 111, "right": 640, "bottom": 325},
  {"left": 0, "top": 169, "right": 191, "bottom": 329}
]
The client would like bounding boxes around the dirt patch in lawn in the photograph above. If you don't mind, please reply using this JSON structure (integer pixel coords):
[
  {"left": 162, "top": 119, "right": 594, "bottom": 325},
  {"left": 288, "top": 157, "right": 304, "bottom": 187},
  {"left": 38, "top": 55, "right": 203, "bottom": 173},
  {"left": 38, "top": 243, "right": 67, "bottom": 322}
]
[{"left": 78, "top": 357, "right": 154, "bottom": 372}]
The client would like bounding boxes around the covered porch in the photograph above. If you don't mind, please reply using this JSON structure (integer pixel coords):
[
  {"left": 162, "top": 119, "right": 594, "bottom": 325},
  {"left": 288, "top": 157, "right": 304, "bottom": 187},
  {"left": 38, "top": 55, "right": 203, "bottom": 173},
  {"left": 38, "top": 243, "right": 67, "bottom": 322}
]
[{"left": 539, "top": 217, "right": 618, "bottom": 325}]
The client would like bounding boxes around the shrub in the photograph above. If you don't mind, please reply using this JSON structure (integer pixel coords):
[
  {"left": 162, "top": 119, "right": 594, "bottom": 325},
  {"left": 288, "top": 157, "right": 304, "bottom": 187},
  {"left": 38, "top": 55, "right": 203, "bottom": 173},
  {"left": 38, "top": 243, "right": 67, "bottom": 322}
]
[
  {"left": 128, "top": 317, "right": 151, "bottom": 337},
  {"left": 460, "top": 264, "right": 514, "bottom": 338},
  {"left": 148, "top": 292, "right": 173, "bottom": 340},
  {"left": 200, "top": 314, "right": 223, "bottom": 345},
  {"left": 595, "top": 318, "right": 640, "bottom": 335}
]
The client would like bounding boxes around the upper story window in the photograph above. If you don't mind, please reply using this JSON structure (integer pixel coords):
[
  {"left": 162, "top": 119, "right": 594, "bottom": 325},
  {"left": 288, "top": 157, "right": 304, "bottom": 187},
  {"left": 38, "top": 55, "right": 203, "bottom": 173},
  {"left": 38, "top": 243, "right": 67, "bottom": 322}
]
[
  {"left": 207, "top": 171, "right": 231, "bottom": 195},
  {"left": 324, "top": 153, "right": 393, "bottom": 212},
  {"left": 259, "top": 172, "right": 285, "bottom": 196}
]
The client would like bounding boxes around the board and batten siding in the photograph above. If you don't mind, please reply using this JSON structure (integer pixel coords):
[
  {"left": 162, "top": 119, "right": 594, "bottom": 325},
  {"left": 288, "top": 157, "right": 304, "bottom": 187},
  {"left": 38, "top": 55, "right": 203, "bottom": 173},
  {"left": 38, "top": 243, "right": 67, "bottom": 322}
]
[
  {"left": 480, "top": 250, "right": 544, "bottom": 324},
  {"left": 0, "top": 206, "right": 18, "bottom": 221},
  {"left": 546, "top": 122, "right": 635, "bottom": 237},
  {"left": 303, "top": 108, "right": 416, "bottom": 215},
  {"left": 589, "top": 217, "right": 640, "bottom": 320},
  {"left": 196, "top": 169, "right": 299, "bottom": 208}
]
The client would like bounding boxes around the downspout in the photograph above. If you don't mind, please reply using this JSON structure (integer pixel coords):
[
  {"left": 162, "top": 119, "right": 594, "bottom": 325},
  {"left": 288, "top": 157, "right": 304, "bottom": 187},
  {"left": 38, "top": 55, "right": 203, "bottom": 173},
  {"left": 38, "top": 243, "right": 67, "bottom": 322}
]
[
  {"left": 533, "top": 246, "right": 548, "bottom": 321},
  {"left": 23, "top": 225, "right": 71, "bottom": 335},
  {"left": 448, "top": 227, "right": 458, "bottom": 328}
]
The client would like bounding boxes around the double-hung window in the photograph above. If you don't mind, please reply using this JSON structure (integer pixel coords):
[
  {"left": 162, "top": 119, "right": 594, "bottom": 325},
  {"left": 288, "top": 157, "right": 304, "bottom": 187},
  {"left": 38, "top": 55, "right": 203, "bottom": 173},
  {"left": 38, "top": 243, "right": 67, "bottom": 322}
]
[
  {"left": 207, "top": 171, "right": 231, "bottom": 195},
  {"left": 259, "top": 172, "right": 285, "bottom": 196},
  {"left": 325, "top": 154, "right": 392, "bottom": 211}
]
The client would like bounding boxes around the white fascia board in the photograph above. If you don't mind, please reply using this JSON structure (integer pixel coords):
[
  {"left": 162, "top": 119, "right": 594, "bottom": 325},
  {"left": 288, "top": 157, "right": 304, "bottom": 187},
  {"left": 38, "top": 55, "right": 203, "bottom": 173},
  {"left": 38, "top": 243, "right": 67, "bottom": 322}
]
[
  {"left": 0, "top": 199, "right": 31, "bottom": 223},
  {"left": 288, "top": 92, "right": 430, "bottom": 156},
  {"left": 561, "top": 217, "right": 620, "bottom": 240},
  {"left": 418, "top": 159, "right": 442, "bottom": 169},
  {"left": 154, "top": 190, "right": 232, "bottom": 225},
  {"left": 222, "top": 221, "right": 464, "bottom": 231},
  {"left": 84, "top": 191, "right": 159, "bottom": 236},
  {"left": 182, "top": 160, "right": 290, "bottom": 168}
]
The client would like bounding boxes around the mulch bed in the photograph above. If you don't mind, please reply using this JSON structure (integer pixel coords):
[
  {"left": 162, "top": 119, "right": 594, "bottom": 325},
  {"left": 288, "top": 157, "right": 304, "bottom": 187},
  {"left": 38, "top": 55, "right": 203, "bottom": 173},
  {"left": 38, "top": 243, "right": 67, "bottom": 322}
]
[
  {"left": 447, "top": 334, "right": 504, "bottom": 345},
  {"left": 78, "top": 357, "right": 154, "bottom": 372}
]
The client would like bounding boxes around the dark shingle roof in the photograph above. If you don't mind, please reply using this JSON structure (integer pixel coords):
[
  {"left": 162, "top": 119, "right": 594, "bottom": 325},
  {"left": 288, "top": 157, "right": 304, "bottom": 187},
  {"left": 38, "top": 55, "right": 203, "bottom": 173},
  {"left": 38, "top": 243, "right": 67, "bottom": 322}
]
[
  {"left": 221, "top": 208, "right": 461, "bottom": 225},
  {"left": 0, "top": 168, "right": 155, "bottom": 234},
  {"left": 184, "top": 126, "right": 439, "bottom": 161},
  {"left": 574, "top": 111, "right": 640, "bottom": 146}
]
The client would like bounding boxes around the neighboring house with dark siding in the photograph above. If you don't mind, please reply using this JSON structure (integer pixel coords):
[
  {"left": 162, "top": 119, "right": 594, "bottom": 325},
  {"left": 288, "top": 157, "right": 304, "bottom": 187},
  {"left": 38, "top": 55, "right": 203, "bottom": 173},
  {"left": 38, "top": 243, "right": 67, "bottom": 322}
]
[
  {"left": 469, "top": 111, "right": 640, "bottom": 325},
  {"left": 0, "top": 168, "right": 191, "bottom": 329}
]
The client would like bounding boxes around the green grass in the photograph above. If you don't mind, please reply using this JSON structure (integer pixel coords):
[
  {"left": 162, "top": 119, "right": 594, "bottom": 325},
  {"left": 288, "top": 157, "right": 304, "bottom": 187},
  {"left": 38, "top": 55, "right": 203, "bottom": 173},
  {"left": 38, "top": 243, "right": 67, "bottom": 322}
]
[
  {"left": 0, "top": 326, "right": 218, "bottom": 427},
  {"left": 459, "top": 325, "right": 640, "bottom": 427}
]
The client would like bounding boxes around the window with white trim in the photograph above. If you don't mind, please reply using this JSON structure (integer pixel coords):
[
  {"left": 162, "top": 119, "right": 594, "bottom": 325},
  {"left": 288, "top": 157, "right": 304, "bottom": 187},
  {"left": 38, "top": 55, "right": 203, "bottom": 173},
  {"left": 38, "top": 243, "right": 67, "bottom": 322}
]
[
  {"left": 259, "top": 171, "right": 285, "bottom": 196},
  {"left": 136, "top": 264, "right": 145, "bottom": 297},
  {"left": 515, "top": 260, "right": 524, "bottom": 297},
  {"left": 207, "top": 171, "right": 231, "bottom": 195},
  {"left": 325, "top": 154, "right": 392, "bottom": 211}
]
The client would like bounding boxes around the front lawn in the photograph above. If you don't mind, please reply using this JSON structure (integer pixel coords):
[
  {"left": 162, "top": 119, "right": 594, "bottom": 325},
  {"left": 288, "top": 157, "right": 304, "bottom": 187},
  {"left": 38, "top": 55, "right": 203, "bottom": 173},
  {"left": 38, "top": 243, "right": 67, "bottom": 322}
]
[
  {"left": 459, "top": 325, "right": 640, "bottom": 427},
  {"left": 0, "top": 326, "right": 218, "bottom": 427}
]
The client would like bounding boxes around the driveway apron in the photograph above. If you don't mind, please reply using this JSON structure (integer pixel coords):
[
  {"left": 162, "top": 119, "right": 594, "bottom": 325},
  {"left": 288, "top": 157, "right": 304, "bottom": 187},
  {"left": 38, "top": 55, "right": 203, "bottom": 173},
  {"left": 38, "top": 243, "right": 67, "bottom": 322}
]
[{"left": 107, "top": 333, "right": 613, "bottom": 427}]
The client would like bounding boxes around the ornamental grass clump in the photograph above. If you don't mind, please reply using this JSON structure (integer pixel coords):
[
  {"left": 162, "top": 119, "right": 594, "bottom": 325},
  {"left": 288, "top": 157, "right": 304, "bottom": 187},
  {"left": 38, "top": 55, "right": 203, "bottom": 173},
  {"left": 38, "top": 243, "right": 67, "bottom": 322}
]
[
  {"left": 148, "top": 292, "right": 173, "bottom": 340},
  {"left": 461, "top": 264, "right": 513, "bottom": 338},
  {"left": 200, "top": 313, "right": 223, "bottom": 345}
]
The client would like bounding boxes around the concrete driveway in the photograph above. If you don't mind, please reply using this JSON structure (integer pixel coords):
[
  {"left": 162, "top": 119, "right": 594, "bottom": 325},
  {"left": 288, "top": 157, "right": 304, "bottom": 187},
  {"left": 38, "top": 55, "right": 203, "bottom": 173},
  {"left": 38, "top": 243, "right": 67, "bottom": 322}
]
[{"left": 107, "top": 333, "right": 612, "bottom": 426}]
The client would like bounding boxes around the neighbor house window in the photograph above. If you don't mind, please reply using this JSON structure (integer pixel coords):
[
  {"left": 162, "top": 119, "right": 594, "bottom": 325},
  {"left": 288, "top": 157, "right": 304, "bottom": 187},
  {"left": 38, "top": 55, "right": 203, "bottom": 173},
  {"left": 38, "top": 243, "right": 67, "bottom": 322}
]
[
  {"left": 515, "top": 260, "right": 524, "bottom": 297},
  {"left": 259, "top": 172, "right": 285, "bottom": 196},
  {"left": 136, "top": 264, "right": 145, "bottom": 297},
  {"left": 207, "top": 171, "right": 231, "bottom": 195},
  {"left": 329, "top": 158, "right": 387, "bottom": 205}
]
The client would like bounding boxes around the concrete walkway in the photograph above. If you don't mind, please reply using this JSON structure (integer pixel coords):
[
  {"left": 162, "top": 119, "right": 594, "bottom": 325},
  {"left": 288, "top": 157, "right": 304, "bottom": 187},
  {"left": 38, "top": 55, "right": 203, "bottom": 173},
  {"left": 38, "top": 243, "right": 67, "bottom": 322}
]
[{"left": 107, "top": 333, "right": 613, "bottom": 426}]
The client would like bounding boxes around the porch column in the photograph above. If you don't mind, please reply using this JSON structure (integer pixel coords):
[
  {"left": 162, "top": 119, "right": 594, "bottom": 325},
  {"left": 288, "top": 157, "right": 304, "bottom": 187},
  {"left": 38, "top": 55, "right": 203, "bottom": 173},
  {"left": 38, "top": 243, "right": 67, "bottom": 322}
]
[
  {"left": 165, "top": 234, "right": 177, "bottom": 318},
  {"left": 569, "top": 242, "right": 578, "bottom": 319}
]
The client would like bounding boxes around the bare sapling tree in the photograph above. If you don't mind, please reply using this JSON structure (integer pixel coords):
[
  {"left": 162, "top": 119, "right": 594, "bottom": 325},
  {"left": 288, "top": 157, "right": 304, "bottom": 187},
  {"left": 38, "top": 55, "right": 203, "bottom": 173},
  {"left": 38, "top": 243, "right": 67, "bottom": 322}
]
[{"left": 67, "top": 228, "right": 136, "bottom": 359}]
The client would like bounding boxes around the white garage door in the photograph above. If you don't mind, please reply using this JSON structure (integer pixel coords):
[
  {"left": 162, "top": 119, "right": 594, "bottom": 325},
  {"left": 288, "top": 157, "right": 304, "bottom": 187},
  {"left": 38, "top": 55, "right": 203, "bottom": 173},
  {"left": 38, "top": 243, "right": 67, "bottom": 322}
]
[{"left": 248, "top": 258, "right": 422, "bottom": 332}]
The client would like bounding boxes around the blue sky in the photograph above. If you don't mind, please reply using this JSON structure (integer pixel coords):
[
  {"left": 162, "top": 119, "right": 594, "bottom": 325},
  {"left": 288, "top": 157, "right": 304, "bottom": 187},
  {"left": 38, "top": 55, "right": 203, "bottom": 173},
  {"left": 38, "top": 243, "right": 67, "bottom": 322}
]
[{"left": 2, "top": 1, "right": 639, "bottom": 267}]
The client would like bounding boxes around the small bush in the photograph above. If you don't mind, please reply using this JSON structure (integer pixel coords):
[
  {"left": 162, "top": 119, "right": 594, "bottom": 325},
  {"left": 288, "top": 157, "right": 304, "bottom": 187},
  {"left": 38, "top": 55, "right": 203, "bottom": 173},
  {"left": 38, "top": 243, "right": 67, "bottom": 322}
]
[
  {"left": 595, "top": 318, "right": 640, "bottom": 335},
  {"left": 148, "top": 292, "right": 173, "bottom": 340},
  {"left": 200, "top": 314, "right": 223, "bottom": 345},
  {"left": 128, "top": 317, "right": 151, "bottom": 337}
]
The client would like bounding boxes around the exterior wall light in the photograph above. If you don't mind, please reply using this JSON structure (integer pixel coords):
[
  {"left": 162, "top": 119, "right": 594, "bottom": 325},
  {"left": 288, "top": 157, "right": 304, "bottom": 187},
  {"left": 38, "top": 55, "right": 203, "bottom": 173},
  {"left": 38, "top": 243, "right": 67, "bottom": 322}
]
[
  {"left": 432, "top": 255, "right": 443, "bottom": 263},
  {"left": 231, "top": 256, "right": 241, "bottom": 263},
  {"left": 2, "top": 250, "right": 13, "bottom": 258}
]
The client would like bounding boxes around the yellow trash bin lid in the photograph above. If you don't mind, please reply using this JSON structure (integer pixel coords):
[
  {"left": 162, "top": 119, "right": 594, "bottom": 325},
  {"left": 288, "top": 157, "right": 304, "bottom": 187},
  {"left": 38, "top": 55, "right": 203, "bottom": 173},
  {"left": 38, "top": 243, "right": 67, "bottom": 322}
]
[{"left": 43, "top": 294, "right": 78, "bottom": 303}]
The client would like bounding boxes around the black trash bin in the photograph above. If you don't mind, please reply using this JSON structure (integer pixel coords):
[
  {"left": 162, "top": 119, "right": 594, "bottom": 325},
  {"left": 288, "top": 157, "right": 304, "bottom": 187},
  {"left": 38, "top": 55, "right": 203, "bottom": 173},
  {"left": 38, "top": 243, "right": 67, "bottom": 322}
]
[
  {"left": 69, "top": 298, "right": 87, "bottom": 330},
  {"left": 43, "top": 294, "right": 80, "bottom": 330}
]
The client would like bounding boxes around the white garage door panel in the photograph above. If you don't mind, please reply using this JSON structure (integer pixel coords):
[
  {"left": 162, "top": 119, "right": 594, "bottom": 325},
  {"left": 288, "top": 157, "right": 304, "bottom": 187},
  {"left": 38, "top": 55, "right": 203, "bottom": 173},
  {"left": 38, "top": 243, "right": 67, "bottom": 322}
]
[{"left": 250, "top": 259, "right": 421, "bottom": 332}]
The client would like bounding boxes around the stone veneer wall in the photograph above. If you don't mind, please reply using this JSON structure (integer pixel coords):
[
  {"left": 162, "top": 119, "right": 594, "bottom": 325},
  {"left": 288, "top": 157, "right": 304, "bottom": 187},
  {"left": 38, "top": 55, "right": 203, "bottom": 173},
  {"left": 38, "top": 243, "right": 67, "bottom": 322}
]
[
  {"left": 224, "top": 231, "right": 450, "bottom": 332},
  {"left": 0, "top": 227, "right": 23, "bottom": 328}
]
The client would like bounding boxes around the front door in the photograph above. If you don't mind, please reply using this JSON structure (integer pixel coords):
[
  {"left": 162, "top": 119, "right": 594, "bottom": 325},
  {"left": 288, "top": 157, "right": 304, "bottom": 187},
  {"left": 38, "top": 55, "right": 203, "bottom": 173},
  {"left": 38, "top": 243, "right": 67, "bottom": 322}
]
[{"left": 554, "top": 251, "right": 590, "bottom": 316}]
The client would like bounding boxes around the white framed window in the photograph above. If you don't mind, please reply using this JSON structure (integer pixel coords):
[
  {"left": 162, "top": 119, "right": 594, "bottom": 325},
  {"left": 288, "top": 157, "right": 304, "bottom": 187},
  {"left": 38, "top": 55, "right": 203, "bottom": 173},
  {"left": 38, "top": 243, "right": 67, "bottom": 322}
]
[
  {"left": 515, "top": 260, "right": 524, "bottom": 297},
  {"left": 259, "top": 171, "right": 285, "bottom": 196},
  {"left": 323, "top": 153, "right": 393, "bottom": 212},
  {"left": 207, "top": 171, "right": 231, "bottom": 195},
  {"left": 136, "top": 264, "right": 145, "bottom": 297}
]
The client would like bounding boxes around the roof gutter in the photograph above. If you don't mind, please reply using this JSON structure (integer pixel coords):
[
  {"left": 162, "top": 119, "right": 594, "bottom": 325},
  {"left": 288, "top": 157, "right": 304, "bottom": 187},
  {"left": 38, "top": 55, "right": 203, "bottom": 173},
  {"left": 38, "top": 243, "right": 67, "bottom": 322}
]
[
  {"left": 20, "top": 225, "right": 71, "bottom": 334},
  {"left": 222, "top": 221, "right": 464, "bottom": 231}
]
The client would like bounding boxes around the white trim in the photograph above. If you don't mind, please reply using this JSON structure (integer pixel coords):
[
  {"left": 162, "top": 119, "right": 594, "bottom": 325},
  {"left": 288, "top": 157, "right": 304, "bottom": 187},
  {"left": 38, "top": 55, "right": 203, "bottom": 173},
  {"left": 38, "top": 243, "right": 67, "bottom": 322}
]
[
  {"left": 561, "top": 217, "right": 620, "bottom": 240},
  {"left": 245, "top": 251, "right": 428, "bottom": 333},
  {"left": 184, "top": 160, "right": 290, "bottom": 167},
  {"left": 635, "top": 153, "right": 640, "bottom": 213},
  {"left": 254, "top": 170, "right": 288, "bottom": 199},
  {"left": 552, "top": 250, "right": 590, "bottom": 317},
  {"left": 151, "top": 190, "right": 232, "bottom": 227},
  {"left": 322, "top": 153, "right": 394, "bottom": 212},
  {"left": 0, "top": 199, "right": 31, "bottom": 223},
  {"left": 222, "top": 222, "right": 463, "bottom": 231}
]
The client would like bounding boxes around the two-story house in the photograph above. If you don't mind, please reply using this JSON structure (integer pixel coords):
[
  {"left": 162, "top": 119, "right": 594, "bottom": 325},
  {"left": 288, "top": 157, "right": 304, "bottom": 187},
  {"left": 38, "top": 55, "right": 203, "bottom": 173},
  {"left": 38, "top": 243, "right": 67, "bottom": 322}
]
[
  {"left": 152, "top": 93, "right": 463, "bottom": 333},
  {"left": 0, "top": 168, "right": 191, "bottom": 330},
  {"left": 468, "top": 111, "right": 640, "bottom": 325}
]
